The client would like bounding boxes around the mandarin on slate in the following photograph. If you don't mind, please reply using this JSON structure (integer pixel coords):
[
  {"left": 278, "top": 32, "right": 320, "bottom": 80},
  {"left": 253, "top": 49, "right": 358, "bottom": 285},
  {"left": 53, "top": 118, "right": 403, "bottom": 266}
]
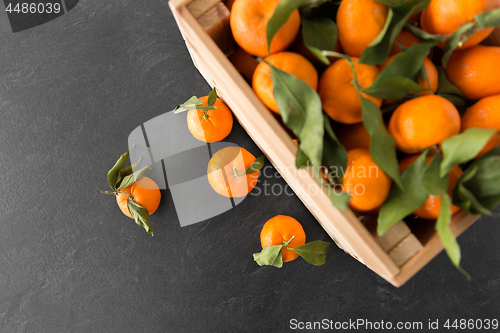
[
  {"left": 207, "top": 146, "right": 259, "bottom": 198},
  {"left": 116, "top": 177, "right": 161, "bottom": 219},
  {"left": 187, "top": 96, "right": 233, "bottom": 143},
  {"left": 260, "top": 215, "right": 306, "bottom": 262}
]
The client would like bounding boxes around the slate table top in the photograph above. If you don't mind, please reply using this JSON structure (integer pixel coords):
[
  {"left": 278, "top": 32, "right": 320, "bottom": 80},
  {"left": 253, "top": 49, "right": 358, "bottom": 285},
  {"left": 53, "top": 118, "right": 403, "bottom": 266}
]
[{"left": 0, "top": 1, "right": 499, "bottom": 332}]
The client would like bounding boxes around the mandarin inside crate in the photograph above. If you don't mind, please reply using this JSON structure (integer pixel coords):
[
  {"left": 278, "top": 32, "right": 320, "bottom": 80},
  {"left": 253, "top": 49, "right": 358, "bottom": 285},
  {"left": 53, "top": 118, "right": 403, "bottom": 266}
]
[{"left": 169, "top": 0, "right": 499, "bottom": 286}]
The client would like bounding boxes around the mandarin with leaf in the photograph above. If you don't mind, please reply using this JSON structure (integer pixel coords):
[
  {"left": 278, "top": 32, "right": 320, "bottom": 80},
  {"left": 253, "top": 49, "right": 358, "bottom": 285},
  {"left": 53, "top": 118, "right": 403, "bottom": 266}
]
[
  {"left": 230, "top": 0, "right": 300, "bottom": 58},
  {"left": 421, "top": 0, "right": 494, "bottom": 49},
  {"left": 318, "top": 57, "right": 382, "bottom": 124},
  {"left": 252, "top": 51, "right": 318, "bottom": 114},
  {"left": 187, "top": 96, "right": 233, "bottom": 143},
  {"left": 260, "top": 215, "right": 306, "bottom": 262},
  {"left": 207, "top": 146, "right": 261, "bottom": 198},
  {"left": 116, "top": 177, "right": 161, "bottom": 219},
  {"left": 336, "top": 0, "right": 389, "bottom": 57},
  {"left": 399, "top": 154, "right": 463, "bottom": 219},
  {"left": 379, "top": 55, "right": 438, "bottom": 96},
  {"left": 461, "top": 94, "right": 500, "bottom": 158}
]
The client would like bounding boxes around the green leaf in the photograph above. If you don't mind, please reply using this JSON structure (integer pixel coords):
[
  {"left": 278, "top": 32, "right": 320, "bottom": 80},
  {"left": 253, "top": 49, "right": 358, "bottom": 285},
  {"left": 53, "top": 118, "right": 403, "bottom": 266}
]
[
  {"left": 440, "top": 128, "right": 497, "bottom": 177},
  {"left": 117, "top": 165, "right": 153, "bottom": 190},
  {"left": 323, "top": 115, "right": 347, "bottom": 182},
  {"left": 107, "top": 150, "right": 129, "bottom": 190},
  {"left": 436, "top": 67, "right": 466, "bottom": 107},
  {"left": 364, "top": 41, "right": 437, "bottom": 99},
  {"left": 243, "top": 155, "right": 265, "bottom": 175},
  {"left": 474, "top": 7, "right": 500, "bottom": 29},
  {"left": 127, "top": 198, "right": 154, "bottom": 236},
  {"left": 360, "top": 0, "right": 431, "bottom": 65},
  {"left": 324, "top": 182, "right": 351, "bottom": 211},
  {"left": 207, "top": 87, "right": 217, "bottom": 107},
  {"left": 360, "top": 96, "right": 403, "bottom": 189},
  {"left": 290, "top": 240, "right": 330, "bottom": 266},
  {"left": 266, "top": 0, "right": 305, "bottom": 55},
  {"left": 271, "top": 66, "right": 324, "bottom": 167},
  {"left": 442, "top": 22, "right": 475, "bottom": 68},
  {"left": 364, "top": 77, "right": 425, "bottom": 99},
  {"left": 119, "top": 157, "right": 142, "bottom": 178},
  {"left": 253, "top": 236, "right": 294, "bottom": 268},
  {"left": 453, "top": 153, "right": 500, "bottom": 215},
  {"left": 378, "top": 151, "right": 430, "bottom": 235},
  {"left": 406, "top": 23, "right": 447, "bottom": 43},
  {"left": 296, "top": 148, "right": 309, "bottom": 169},
  {"left": 253, "top": 245, "right": 284, "bottom": 268},
  {"left": 436, "top": 193, "right": 470, "bottom": 279},
  {"left": 302, "top": 17, "right": 337, "bottom": 65},
  {"left": 422, "top": 153, "right": 448, "bottom": 196},
  {"left": 174, "top": 96, "right": 216, "bottom": 114}
]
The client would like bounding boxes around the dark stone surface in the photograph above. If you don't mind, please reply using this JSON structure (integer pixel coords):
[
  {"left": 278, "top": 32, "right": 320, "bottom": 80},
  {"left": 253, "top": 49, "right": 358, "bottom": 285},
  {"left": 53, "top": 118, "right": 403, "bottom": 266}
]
[{"left": 0, "top": 1, "right": 499, "bottom": 332}]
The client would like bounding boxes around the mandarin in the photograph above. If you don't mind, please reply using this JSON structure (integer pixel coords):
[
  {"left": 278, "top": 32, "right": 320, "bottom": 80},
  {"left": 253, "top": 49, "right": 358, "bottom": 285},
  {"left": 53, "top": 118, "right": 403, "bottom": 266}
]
[
  {"left": 388, "top": 95, "right": 461, "bottom": 153},
  {"left": 230, "top": 0, "right": 300, "bottom": 57},
  {"left": 253, "top": 52, "right": 318, "bottom": 114},
  {"left": 337, "top": 0, "right": 389, "bottom": 57},
  {"left": 207, "top": 146, "right": 259, "bottom": 197},
  {"left": 260, "top": 215, "right": 306, "bottom": 262},
  {"left": 187, "top": 96, "right": 233, "bottom": 143},
  {"left": 318, "top": 57, "right": 382, "bottom": 124},
  {"left": 342, "top": 149, "right": 392, "bottom": 212},
  {"left": 461, "top": 94, "right": 500, "bottom": 158},
  {"left": 421, "top": 0, "right": 494, "bottom": 49},
  {"left": 116, "top": 177, "right": 161, "bottom": 219},
  {"left": 446, "top": 45, "right": 500, "bottom": 101}
]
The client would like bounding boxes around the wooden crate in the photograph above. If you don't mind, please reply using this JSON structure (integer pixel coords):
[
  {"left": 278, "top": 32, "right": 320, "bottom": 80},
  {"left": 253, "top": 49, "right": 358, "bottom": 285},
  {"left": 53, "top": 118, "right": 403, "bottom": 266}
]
[{"left": 169, "top": 0, "right": 490, "bottom": 286}]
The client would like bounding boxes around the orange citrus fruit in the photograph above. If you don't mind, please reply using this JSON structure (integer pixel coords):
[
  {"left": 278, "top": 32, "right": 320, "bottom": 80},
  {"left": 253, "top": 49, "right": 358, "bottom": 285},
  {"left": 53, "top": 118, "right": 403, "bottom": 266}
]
[
  {"left": 461, "top": 94, "right": 500, "bottom": 158},
  {"left": 230, "top": 0, "right": 301, "bottom": 57},
  {"left": 260, "top": 215, "right": 306, "bottom": 262},
  {"left": 388, "top": 95, "right": 461, "bottom": 153},
  {"left": 337, "top": 0, "right": 389, "bottom": 57},
  {"left": 342, "top": 148, "right": 392, "bottom": 212},
  {"left": 228, "top": 48, "right": 259, "bottom": 84},
  {"left": 399, "top": 154, "right": 463, "bottom": 219},
  {"left": 253, "top": 52, "right": 318, "bottom": 114},
  {"left": 446, "top": 45, "right": 500, "bottom": 101},
  {"left": 207, "top": 146, "right": 259, "bottom": 197},
  {"left": 318, "top": 57, "right": 382, "bottom": 124},
  {"left": 116, "top": 177, "right": 161, "bottom": 219},
  {"left": 337, "top": 122, "right": 371, "bottom": 151},
  {"left": 187, "top": 96, "right": 233, "bottom": 143},
  {"left": 421, "top": 0, "right": 494, "bottom": 49}
]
